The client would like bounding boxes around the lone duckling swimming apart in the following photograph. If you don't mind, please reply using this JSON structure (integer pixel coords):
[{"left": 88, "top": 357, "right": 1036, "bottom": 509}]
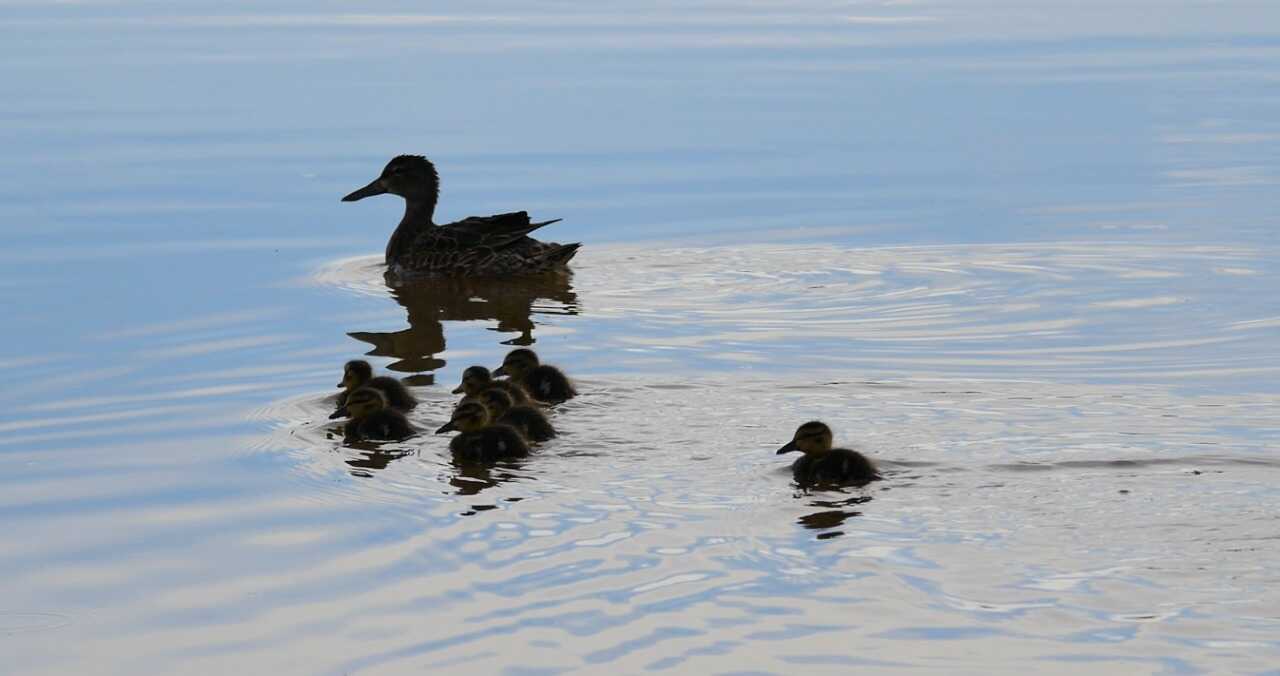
[
  {"left": 436, "top": 401, "right": 530, "bottom": 462},
  {"left": 340, "top": 387, "right": 415, "bottom": 442},
  {"left": 479, "top": 388, "right": 556, "bottom": 442},
  {"left": 451, "top": 365, "right": 534, "bottom": 406},
  {"left": 342, "top": 155, "right": 581, "bottom": 277},
  {"left": 494, "top": 348, "right": 576, "bottom": 403},
  {"left": 777, "top": 421, "right": 880, "bottom": 487},
  {"left": 332, "top": 359, "right": 417, "bottom": 418}
]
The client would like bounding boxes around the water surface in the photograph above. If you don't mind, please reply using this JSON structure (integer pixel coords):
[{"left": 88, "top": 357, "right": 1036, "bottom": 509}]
[{"left": 3, "top": 1, "right": 1280, "bottom": 673}]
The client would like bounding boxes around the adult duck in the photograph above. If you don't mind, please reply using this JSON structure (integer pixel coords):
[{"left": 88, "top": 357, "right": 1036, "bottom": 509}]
[{"left": 343, "top": 155, "right": 581, "bottom": 277}]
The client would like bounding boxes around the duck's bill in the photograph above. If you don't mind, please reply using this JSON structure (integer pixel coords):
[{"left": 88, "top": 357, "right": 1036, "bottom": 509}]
[
  {"left": 775, "top": 440, "right": 799, "bottom": 455},
  {"left": 342, "top": 179, "right": 386, "bottom": 202},
  {"left": 492, "top": 366, "right": 507, "bottom": 377},
  {"left": 435, "top": 421, "right": 457, "bottom": 434},
  {"left": 329, "top": 407, "right": 349, "bottom": 420},
  {"left": 450, "top": 384, "right": 465, "bottom": 394}
]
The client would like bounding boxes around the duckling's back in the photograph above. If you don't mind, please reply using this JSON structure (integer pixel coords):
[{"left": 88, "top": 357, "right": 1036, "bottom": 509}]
[
  {"left": 345, "top": 409, "right": 415, "bottom": 442},
  {"left": 523, "top": 365, "right": 576, "bottom": 403},
  {"left": 497, "top": 405, "right": 556, "bottom": 442},
  {"left": 368, "top": 375, "right": 417, "bottom": 411},
  {"left": 792, "top": 448, "right": 879, "bottom": 486},
  {"left": 448, "top": 425, "right": 530, "bottom": 462},
  {"left": 488, "top": 379, "right": 533, "bottom": 405}
]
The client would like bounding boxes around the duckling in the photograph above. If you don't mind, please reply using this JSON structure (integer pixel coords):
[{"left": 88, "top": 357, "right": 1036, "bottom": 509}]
[
  {"left": 332, "top": 359, "right": 417, "bottom": 418},
  {"left": 451, "top": 365, "right": 534, "bottom": 405},
  {"left": 776, "top": 421, "right": 880, "bottom": 487},
  {"left": 493, "top": 348, "right": 576, "bottom": 403},
  {"left": 341, "top": 387, "right": 415, "bottom": 442},
  {"left": 342, "top": 154, "right": 581, "bottom": 277},
  {"left": 435, "top": 401, "right": 530, "bottom": 462},
  {"left": 479, "top": 388, "right": 556, "bottom": 442}
]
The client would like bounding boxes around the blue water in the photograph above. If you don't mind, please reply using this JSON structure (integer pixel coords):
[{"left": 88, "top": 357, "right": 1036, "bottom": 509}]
[{"left": 3, "top": 2, "right": 1279, "bottom": 673}]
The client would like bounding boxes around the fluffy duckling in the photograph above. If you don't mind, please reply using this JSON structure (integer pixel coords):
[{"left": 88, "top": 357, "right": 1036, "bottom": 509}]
[
  {"left": 435, "top": 401, "right": 530, "bottom": 462},
  {"left": 776, "top": 421, "right": 880, "bottom": 487},
  {"left": 479, "top": 388, "right": 556, "bottom": 442},
  {"left": 341, "top": 387, "right": 415, "bottom": 442},
  {"left": 493, "top": 348, "right": 576, "bottom": 403},
  {"left": 451, "top": 365, "right": 534, "bottom": 405},
  {"left": 333, "top": 359, "right": 417, "bottom": 417}
]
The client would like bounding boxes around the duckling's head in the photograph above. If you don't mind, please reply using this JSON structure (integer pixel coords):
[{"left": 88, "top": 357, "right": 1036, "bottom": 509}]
[
  {"left": 340, "top": 359, "right": 373, "bottom": 390},
  {"left": 479, "top": 388, "right": 514, "bottom": 417},
  {"left": 494, "top": 348, "right": 539, "bottom": 378},
  {"left": 342, "top": 155, "right": 440, "bottom": 205},
  {"left": 451, "top": 365, "right": 493, "bottom": 396},
  {"left": 345, "top": 387, "right": 389, "bottom": 419},
  {"left": 436, "top": 401, "right": 490, "bottom": 434},
  {"left": 776, "top": 421, "right": 834, "bottom": 456}
]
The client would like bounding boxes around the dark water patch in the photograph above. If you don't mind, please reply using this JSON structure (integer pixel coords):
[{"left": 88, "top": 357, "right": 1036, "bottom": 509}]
[{"left": 990, "top": 455, "right": 1280, "bottom": 472}]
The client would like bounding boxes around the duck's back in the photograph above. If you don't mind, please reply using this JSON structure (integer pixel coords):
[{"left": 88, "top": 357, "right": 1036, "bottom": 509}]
[
  {"left": 522, "top": 365, "right": 576, "bottom": 403},
  {"left": 498, "top": 405, "right": 556, "bottom": 442},
  {"left": 345, "top": 410, "right": 414, "bottom": 442},
  {"left": 448, "top": 425, "right": 530, "bottom": 462},
  {"left": 792, "top": 448, "right": 879, "bottom": 486}
]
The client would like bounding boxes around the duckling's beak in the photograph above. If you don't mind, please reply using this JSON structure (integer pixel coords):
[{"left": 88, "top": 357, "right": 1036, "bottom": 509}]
[
  {"left": 450, "top": 384, "right": 465, "bottom": 394},
  {"left": 776, "top": 440, "right": 799, "bottom": 455},
  {"left": 342, "top": 178, "right": 386, "bottom": 202},
  {"left": 492, "top": 365, "right": 507, "bottom": 377},
  {"left": 329, "top": 407, "right": 349, "bottom": 420},
  {"left": 435, "top": 420, "right": 458, "bottom": 434}
]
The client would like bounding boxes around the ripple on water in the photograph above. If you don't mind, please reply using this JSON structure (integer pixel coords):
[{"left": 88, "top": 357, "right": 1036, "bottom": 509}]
[
  {"left": 153, "top": 242, "right": 1274, "bottom": 672},
  {"left": 7, "top": 243, "right": 1278, "bottom": 673}
]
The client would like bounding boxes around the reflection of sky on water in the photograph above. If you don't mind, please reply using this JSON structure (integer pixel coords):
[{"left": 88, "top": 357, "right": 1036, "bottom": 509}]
[{"left": 2, "top": 0, "right": 1280, "bottom": 672}]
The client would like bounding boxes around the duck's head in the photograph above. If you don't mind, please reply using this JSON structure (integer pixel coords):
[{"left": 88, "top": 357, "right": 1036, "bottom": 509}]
[
  {"left": 342, "top": 155, "right": 440, "bottom": 205},
  {"left": 776, "top": 421, "right": 834, "bottom": 456},
  {"left": 479, "top": 388, "right": 514, "bottom": 417},
  {"left": 451, "top": 365, "right": 493, "bottom": 396},
  {"left": 436, "top": 401, "right": 489, "bottom": 434},
  {"left": 339, "top": 359, "right": 373, "bottom": 390},
  {"left": 344, "top": 387, "right": 389, "bottom": 420},
  {"left": 494, "top": 348, "right": 539, "bottom": 378}
]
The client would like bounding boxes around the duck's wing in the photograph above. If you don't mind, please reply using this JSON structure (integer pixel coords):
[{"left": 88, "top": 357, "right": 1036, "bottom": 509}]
[
  {"left": 396, "top": 213, "right": 579, "bottom": 275},
  {"left": 440, "top": 211, "right": 563, "bottom": 250}
]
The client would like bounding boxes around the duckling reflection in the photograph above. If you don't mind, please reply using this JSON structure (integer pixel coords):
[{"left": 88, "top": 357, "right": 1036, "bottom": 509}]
[
  {"left": 347, "top": 271, "right": 578, "bottom": 375},
  {"left": 494, "top": 348, "right": 577, "bottom": 403},
  {"left": 447, "top": 458, "right": 526, "bottom": 497},
  {"left": 344, "top": 443, "right": 417, "bottom": 477},
  {"left": 332, "top": 359, "right": 417, "bottom": 417},
  {"left": 436, "top": 401, "right": 530, "bottom": 462},
  {"left": 339, "top": 387, "right": 415, "bottom": 442},
  {"left": 452, "top": 365, "right": 535, "bottom": 405},
  {"left": 479, "top": 388, "right": 556, "bottom": 442},
  {"left": 796, "top": 496, "right": 874, "bottom": 539},
  {"left": 777, "top": 421, "right": 880, "bottom": 488}
]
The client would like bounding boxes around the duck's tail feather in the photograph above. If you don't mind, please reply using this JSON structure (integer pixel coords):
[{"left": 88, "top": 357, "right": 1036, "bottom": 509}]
[{"left": 544, "top": 242, "right": 581, "bottom": 267}]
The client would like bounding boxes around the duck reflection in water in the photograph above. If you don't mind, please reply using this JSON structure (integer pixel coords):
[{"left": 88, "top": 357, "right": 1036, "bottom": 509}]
[{"left": 348, "top": 271, "right": 578, "bottom": 375}]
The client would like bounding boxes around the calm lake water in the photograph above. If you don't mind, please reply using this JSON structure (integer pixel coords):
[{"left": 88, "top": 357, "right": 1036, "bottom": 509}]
[{"left": 3, "top": 2, "right": 1280, "bottom": 673}]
